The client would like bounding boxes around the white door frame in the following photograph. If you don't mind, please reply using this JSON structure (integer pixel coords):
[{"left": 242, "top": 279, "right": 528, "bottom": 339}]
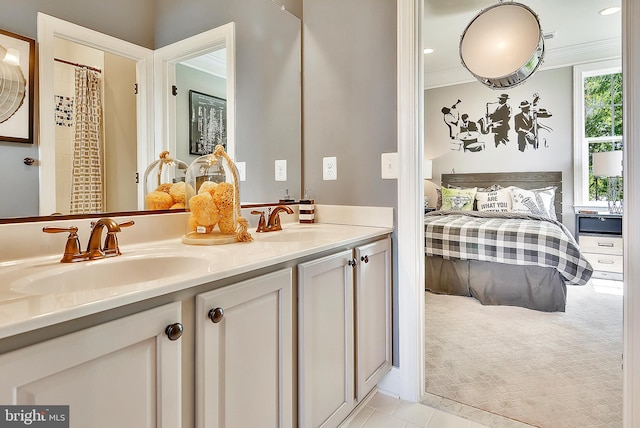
[
  {"left": 394, "top": 1, "right": 640, "bottom": 427},
  {"left": 394, "top": 0, "right": 425, "bottom": 402},
  {"left": 622, "top": 0, "right": 640, "bottom": 425}
]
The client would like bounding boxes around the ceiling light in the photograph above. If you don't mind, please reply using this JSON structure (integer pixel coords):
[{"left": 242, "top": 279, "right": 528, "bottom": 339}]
[
  {"left": 460, "top": 2, "right": 545, "bottom": 89},
  {"left": 599, "top": 7, "right": 621, "bottom": 16},
  {"left": 423, "top": 48, "right": 434, "bottom": 54}
]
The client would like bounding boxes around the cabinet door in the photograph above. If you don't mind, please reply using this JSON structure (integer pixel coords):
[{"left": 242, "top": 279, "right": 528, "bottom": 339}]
[
  {"left": 0, "top": 302, "right": 183, "bottom": 428},
  {"left": 355, "top": 238, "right": 392, "bottom": 401},
  {"left": 298, "top": 250, "right": 355, "bottom": 428},
  {"left": 196, "top": 268, "right": 293, "bottom": 428}
]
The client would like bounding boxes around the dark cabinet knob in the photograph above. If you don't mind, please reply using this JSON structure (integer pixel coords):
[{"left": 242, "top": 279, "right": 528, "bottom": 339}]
[
  {"left": 165, "top": 323, "right": 183, "bottom": 341},
  {"left": 208, "top": 307, "right": 225, "bottom": 323},
  {"left": 348, "top": 258, "right": 357, "bottom": 268},
  {"left": 361, "top": 255, "right": 369, "bottom": 263}
]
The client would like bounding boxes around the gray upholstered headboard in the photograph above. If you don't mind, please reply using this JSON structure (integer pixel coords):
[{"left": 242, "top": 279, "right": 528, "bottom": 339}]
[{"left": 441, "top": 171, "right": 563, "bottom": 219}]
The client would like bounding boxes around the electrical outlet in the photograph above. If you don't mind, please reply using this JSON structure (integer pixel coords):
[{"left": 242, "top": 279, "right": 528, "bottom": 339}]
[
  {"left": 236, "top": 161, "right": 246, "bottom": 181},
  {"left": 381, "top": 152, "right": 398, "bottom": 179},
  {"left": 323, "top": 157, "right": 337, "bottom": 181},
  {"left": 275, "top": 159, "right": 287, "bottom": 181}
]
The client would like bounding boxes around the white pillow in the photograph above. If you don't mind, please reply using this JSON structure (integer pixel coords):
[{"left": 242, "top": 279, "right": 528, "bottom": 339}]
[
  {"left": 475, "top": 188, "right": 512, "bottom": 212},
  {"left": 510, "top": 186, "right": 557, "bottom": 220}
]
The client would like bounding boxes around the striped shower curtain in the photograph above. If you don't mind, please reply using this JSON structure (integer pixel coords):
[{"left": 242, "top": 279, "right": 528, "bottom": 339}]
[{"left": 70, "top": 68, "right": 104, "bottom": 214}]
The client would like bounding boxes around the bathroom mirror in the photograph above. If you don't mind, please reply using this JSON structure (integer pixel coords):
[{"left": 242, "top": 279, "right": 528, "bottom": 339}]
[{"left": 0, "top": 0, "right": 301, "bottom": 222}]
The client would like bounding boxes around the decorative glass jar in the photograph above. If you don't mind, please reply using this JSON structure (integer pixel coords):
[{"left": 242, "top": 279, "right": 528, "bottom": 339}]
[
  {"left": 182, "top": 145, "right": 252, "bottom": 244},
  {"left": 143, "top": 151, "right": 189, "bottom": 210}
]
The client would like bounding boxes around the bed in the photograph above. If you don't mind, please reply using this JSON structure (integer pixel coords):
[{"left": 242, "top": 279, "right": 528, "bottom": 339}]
[{"left": 425, "top": 172, "right": 593, "bottom": 312}]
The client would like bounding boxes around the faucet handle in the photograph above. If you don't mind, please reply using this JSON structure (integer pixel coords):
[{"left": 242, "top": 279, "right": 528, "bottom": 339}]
[
  {"left": 43, "top": 226, "right": 88, "bottom": 263},
  {"left": 103, "top": 220, "right": 135, "bottom": 257},
  {"left": 251, "top": 210, "right": 267, "bottom": 232}
]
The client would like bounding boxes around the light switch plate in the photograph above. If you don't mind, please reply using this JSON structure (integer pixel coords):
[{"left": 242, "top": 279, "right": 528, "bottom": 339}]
[
  {"left": 381, "top": 152, "right": 398, "bottom": 179},
  {"left": 236, "top": 161, "right": 246, "bottom": 181},
  {"left": 275, "top": 159, "right": 287, "bottom": 181},
  {"left": 323, "top": 157, "right": 337, "bottom": 181}
]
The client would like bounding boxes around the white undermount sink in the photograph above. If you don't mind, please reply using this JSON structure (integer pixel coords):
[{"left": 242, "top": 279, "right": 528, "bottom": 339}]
[{"left": 8, "top": 255, "right": 210, "bottom": 295}]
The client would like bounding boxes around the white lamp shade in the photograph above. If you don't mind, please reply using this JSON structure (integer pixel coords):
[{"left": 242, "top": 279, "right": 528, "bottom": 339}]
[
  {"left": 423, "top": 159, "right": 433, "bottom": 180},
  {"left": 592, "top": 151, "right": 623, "bottom": 177}
]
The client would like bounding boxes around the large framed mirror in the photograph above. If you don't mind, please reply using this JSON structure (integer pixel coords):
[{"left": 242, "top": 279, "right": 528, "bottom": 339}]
[{"left": 0, "top": 0, "right": 301, "bottom": 223}]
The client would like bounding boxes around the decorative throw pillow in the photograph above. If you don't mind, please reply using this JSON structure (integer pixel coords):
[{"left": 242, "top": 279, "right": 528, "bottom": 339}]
[
  {"left": 435, "top": 188, "right": 443, "bottom": 210},
  {"left": 477, "top": 184, "right": 503, "bottom": 192},
  {"left": 475, "top": 187, "right": 512, "bottom": 212},
  {"left": 441, "top": 187, "right": 477, "bottom": 211},
  {"left": 510, "top": 186, "right": 557, "bottom": 220}
]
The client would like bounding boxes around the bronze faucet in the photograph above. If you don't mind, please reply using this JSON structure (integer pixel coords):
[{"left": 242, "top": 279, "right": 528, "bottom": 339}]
[
  {"left": 251, "top": 205, "right": 294, "bottom": 232},
  {"left": 43, "top": 218, "right": 134, "bottom": 263},
  {"left": 87, "top": 218, "right": 134, "bottom": 259}
]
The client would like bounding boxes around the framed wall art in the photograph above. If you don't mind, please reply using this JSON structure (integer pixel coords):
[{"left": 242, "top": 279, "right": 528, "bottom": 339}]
[
  {"left": 0, "top": 29, "right": 35, "bottom": 144},
  {"left": 189, "top": 89, "right": 227, "bottom": 155}
]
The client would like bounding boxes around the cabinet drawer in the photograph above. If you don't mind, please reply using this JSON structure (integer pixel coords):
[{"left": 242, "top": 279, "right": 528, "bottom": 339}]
[
  {"left": 579, "top": 235, "right": 623, "bottom": 255},
  {"left": 577, "top": 215, "right": 622, "bottom": 235},
  {"left": 584, "top": 253, "right": 623, "bottom": 273}
]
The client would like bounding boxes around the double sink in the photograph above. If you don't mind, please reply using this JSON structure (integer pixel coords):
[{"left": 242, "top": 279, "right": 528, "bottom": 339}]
[{"left": 1, "top": 225, "right": 344, "bottom": 297}]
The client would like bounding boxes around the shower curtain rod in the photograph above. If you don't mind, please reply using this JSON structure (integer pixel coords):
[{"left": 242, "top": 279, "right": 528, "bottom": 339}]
[{"left": 54, "top": 57, "right": 102, "bottom": 73}]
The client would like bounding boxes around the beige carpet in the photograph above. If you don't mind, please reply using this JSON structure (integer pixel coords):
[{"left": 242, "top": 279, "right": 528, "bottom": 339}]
[{"left": 424, "top": 281, "right": 623, "bottom": 428}]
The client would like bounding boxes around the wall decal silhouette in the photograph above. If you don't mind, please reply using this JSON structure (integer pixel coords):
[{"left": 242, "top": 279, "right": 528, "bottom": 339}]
[
  {"left": 514, "top": 93, "right": 553, "bottom": 151},
  {"left": 441, "top": 99, "right": 461, "bottom": 139},
  {"left": 439, "top": 92, "right": 553, "bottom": 154}
]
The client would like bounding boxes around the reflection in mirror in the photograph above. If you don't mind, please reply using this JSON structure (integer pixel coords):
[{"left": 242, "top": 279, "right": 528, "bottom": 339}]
[
  {"left": 38, "top": 12, "right": 154, "bottom": 216},
  {"left": 1, "top": 2, "right": 301, "bottom": 223},
  {"left": 154, "top": 23, "right": 235, "bottom": 171},
  {"left": 52, "top": 37, "right": 138, "bottom": 214}
]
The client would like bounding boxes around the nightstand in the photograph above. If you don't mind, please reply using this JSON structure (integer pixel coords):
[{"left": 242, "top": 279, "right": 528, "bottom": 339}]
[{"left": 575, "top": 213, "right": 623, "bottom": 280}]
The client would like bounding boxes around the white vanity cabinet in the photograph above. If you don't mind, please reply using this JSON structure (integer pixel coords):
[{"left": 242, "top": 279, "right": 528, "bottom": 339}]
[
  {"left": 298, "top": 237, "right": 392, "bottom": 428},
  {"left": 195, "top": 268, "right": 294, "bottom": 428},
  {"left": 354, "top": 238, "right": 392, "bottom": 401},
  {"left": 0, "top": 302, "right": 183, "bottom": 428}
]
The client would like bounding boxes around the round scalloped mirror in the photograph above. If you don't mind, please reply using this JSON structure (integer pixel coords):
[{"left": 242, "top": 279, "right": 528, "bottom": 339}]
[{"left": 0, "top": 46, "right": 27, "bottom": 123}]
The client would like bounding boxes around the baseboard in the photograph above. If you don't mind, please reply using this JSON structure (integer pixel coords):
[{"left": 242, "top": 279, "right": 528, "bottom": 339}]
[{"left": 376, "top": 366, "right": 401, "bottom": 399}]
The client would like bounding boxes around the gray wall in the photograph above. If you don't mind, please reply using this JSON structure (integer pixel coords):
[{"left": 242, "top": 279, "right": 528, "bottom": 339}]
[
  {"left": 302, "top": 0, "right": 397, "bottom": 207},
  {"left": 0, "top": 0, "right": 155, "bottom": 217},
  {"left": 155, "top": 0, "right": 302, "bottom": 203},
  {"left": 424, "top": 67, "right": 575, "bottom": 232},
  {"left": 302, "top": 0, "right": 399, "bottom": 364},
  {"left": 0, "top": 0, "right": 156, "bottom": 47}
]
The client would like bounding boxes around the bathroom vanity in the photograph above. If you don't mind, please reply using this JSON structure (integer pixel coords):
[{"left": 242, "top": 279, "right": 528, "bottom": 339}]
[{"left": 0, "top": 207, "right": 393, "bottom": 428}]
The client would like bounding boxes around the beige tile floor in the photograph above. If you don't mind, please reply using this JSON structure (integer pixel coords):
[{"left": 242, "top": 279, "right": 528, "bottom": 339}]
[{"left": 341, "top": 391, "right": 489, "bottom": 428}]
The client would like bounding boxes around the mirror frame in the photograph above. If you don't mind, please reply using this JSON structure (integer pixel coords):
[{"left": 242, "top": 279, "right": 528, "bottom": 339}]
[
  {"left": 37, "top": 12, "right": 155, "bottom": 215},
  {"left": 154, "top": 22, "right": 236, "bottom": 164}
]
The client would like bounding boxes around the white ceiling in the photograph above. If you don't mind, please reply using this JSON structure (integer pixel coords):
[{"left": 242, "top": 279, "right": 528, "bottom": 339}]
[
  {"left": 180, "top": 48, "right": 227, "bottom": 79},
  {"left": 424, "top": 0, "right": 622, "bottom": 88}
]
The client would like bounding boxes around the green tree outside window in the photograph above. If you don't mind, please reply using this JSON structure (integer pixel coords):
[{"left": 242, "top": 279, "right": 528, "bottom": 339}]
[{"left": 584, "top": 72, "right": 623, "bottom": 202}]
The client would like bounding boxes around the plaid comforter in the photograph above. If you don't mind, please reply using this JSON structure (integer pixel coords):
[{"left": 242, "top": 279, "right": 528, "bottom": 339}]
[{"left": 424, "top": 211, "right": 593, "bottom": 285}]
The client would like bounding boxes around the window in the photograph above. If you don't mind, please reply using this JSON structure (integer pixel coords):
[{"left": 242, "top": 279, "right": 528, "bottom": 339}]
[{"left": 573, "top": 60, "right": 623, "bottom": 208}]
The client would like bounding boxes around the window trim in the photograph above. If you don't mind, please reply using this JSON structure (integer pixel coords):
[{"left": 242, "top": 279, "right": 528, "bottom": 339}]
[{"left": 573, "top": 59, "right": 622, "bottom": 210}]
